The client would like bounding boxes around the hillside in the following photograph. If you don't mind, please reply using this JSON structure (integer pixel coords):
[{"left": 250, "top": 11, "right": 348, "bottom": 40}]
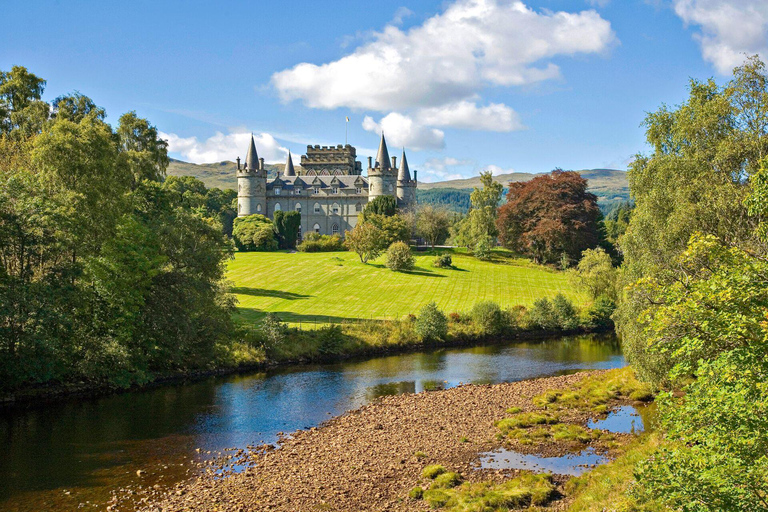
[{"left": 166, "top": 159, "right": 295, "bottom": 190}]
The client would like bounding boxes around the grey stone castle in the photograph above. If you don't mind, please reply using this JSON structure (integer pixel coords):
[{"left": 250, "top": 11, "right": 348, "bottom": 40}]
[{"left": 236, "top": 133, "right": 416, "bottom": 237}]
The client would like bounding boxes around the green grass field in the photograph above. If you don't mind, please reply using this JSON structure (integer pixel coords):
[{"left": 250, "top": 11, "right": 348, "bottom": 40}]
[{"left": 227, "top": 249, "right": 585, "bottom": 326}]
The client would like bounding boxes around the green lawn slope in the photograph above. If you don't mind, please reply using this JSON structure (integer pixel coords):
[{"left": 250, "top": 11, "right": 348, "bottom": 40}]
[{"left": 227, "top": 249, "right": 585, "bottom": 326}]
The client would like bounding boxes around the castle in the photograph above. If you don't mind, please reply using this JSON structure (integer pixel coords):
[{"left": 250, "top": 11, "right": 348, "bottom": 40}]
[{"left": 236, "top": 133, "right": 417, "bottom": 237}]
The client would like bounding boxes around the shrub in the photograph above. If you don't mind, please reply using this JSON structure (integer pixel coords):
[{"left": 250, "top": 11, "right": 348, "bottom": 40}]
[
  {"left": 582, "top": 294, "right": 616, "bottom": 330},
  {"left": 433, "top": 253, "right": 453, "bottom": 268},
  {"left": 552, "top": 293, "right": 579, "bottom": 330},
  {"left": 232, "top": 214, "right": 278, "bottom": 251},
  {"left": 529, "top": 298, "right": 558, "bottom": 330},
  {"left": 448, "top": 312, "right": 462, "bottom": 323},
  {"left": 431, "top": 472, "right": 462, "bottom": 489},
  {"left": 260, "top": 313, "right": 288, "bottom": 355},
  {"left": 415, "top": 302, "right": 448, "bottom": 341},
  {"left": 385, "top": 241, "right": 415, "bottom": 271},
  {"left": 317, "top": 324, "right": 344, "bottom": 355},
  {"left": 470, "top": 300, "right": 506, "bottom": 335},
  {"left": 422, "top": 465, "right": 447, "bottom": 479},
  {"left": 473, "top": 235, "right": 494, "bottom": 260},
  {"left": 297, "top": 233, "right": 345, "bottom": 252}
]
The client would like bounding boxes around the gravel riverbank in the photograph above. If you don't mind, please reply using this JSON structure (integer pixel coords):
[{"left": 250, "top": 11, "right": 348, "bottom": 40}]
[{"left": 130, "top": 370, "right": 631, "bottom": 512}]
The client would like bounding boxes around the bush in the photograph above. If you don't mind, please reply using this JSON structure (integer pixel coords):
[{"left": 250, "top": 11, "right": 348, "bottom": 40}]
[
  {"left": 385, "top": 241, "right": 415, "bottom": 271},
  {"left": 529, "top": 298, "right": 558, "bottom": 330},
  {"left": 317, "top": 324, "right": 345, "bottom": 355},
  {"left": 470, "top": 300, "right": 506, "bottom": 335},
  {"left": 474, "top": 235, "right": 494, "bottom": 260},
  {"left": 415, "top": 302, "right": 448, "bottom": 342},
  {"left": 552, "top": 293, "right": 579, "bottom": 330},
  {"left": 582, "top": 295, "right": 616, "bottom": 329},
  {"left": 260, "top": 313, "right": 288, "bottom": 355},
  {"left": 297, "top": 233, "right": 345, "bottom": 252},
  {"left": 422, "top": 465, "right": 447, "bottom": 479},
  {"left": 433, "top": 253, "right": 453, "bottom": 268},
  {"left": 232, "top": 214, "right": 278, "bottom": 251}
]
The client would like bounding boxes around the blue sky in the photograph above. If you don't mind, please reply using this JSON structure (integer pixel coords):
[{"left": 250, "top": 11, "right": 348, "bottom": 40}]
[{"left": 3, "top": 0, "right": 767, "bottom": 181}]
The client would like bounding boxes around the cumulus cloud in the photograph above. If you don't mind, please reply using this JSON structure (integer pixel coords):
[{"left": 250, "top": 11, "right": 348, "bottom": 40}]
[
  {"left": 484, "top": 164, "right": 516, "bottom": 176},
  {"left": 160, "top": 130, "right": 288, "bottom": 164},
  {"left": 418, "top": 157, "right": 475, "bottom": 182},
  {"left": 362, "top": 113, "right": 445, "bottom": 150},
  {"left": 415, "top": 101, "right": 523, "bottom": 131},
  {"left": 272, "top": 0, "right": 615, "bottom": 112},
  {"left": 674, "top": 0, "right": 768, "bottom": 74}
]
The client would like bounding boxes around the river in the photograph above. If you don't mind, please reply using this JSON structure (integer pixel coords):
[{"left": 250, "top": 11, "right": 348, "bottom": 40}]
[{"left": 0, "top": 334, "right": 623, "bottom": 511}]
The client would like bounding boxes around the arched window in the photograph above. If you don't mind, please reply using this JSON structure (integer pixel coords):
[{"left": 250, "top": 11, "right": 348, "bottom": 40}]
[
  {"left": 313, "top": 223, "right": 321, "bottom": 234},
  {"left": 256, "top": 204, "right": 262, "bottom": 213},
  {"left": 295, "top": 202, "right": 302, "bottom": 213},
  {"left": 355, "top": 202, "right": 362, "bottom": 212},
  {"left": 274, "top": 203, "right": 282, "bottom": 213},
  {"left": 332, "top": 203, "right": 340, "bottom": 215},
  {"left": 314, "top": 202, "right": 321, "bottom": 213}
]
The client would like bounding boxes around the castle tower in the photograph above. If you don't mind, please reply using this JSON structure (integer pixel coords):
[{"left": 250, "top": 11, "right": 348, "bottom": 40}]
[
  {"left": 367, "top": 133, "right": 398, "bottom": 200},
  {"left": 284, "top": 150, "right": 296, "bottom": 176},
  {"left": 237, "top": 135, "right": 267, "bottom": 217},
  {"left": 396, "top": 149, "right": 417, "bottom": 208}
]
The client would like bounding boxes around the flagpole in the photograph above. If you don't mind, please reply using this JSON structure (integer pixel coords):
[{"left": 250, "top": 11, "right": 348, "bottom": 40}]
[{"left": 345, "top": 116, "right": 349, "bottom": 145}]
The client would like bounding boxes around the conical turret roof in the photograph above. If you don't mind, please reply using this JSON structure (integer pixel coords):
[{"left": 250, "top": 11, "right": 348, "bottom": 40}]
[
  {"left": 245, "top": 134, "right": 258, "bottom": 170},
  {"left": 398, "top": 149, "right": 411, "bottom": 181},
  {"left": 284, "top": 150, "right": 296, "bottom": 176},
  {"left": 376, "top": 132, "right": 390, "bottom": 169}
]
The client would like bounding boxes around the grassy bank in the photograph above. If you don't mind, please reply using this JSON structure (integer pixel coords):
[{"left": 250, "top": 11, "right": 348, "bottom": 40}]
[{"left": 227, "top": 248, "right": 585, "bottom": 326}]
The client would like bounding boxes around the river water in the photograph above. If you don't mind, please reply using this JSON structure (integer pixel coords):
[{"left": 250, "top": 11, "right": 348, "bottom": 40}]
[{"left": 0, "top": 334, "right": 623, "bottom": 511}]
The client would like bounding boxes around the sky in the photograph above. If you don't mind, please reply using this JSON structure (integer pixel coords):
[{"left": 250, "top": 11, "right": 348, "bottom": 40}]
[{"left": 2, "top": 0, "right": 768, "bottom": 182}]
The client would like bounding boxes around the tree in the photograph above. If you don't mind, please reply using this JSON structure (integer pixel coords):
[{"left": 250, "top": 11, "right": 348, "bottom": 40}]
[
  {"left": 117, "top": 111, "right": 168, "bottom": 185},
  {"left": 615, "top": 56, "right": 768, "bottom": 383},
  {"left": 415, "top": 204, "right": 451, "bottom": 249},
  {"left": 365, "top": 213, "right": 411, "bottom": 247},
  {"left": 0, "top": 66, "right": 47, "bottom": 135},
  {"left": 573, "top": 247, "right": 617, "bottom": 300},
  {"left": 362, "top": 195, "right": 398, "bottom": 218},
  {"left": 385, "top": 241, "right": 415, "bottom": 271},
  {"left": 453, "top": 171, "right": 503, "bottom": 249},
  {"left": 273, "top": 210, "right": 301, "bottom": 249},
  {"left": 415, "top": 302, "right": 448, "bottom": 341},
  {"left": 345, "top": 221, "right": 384, "bottom": 263},
  {"left": 496, "top": 170, "right": 603, "bottom": 264},
  {"left": 232, "top": 214, "right": 278, "bottom": 251}
]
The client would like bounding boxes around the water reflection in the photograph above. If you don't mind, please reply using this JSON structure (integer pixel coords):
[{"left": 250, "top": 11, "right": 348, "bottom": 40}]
[
  {"left": 478, "top": 447, "right": 609, "bottom": 476},
  {"left": 0, "top": 333, "right": 623, "bottom": 511}
]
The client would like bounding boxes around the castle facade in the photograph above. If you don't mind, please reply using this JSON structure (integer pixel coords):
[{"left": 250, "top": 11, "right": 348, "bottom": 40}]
[{"left": 236, "top": 133, "right": 416, "bottom": 237}]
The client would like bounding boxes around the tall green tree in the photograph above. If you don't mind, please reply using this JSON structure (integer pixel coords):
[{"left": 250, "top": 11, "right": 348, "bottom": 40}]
[{"left": 453, "top": 171, "right": 503, "bottom": 249}]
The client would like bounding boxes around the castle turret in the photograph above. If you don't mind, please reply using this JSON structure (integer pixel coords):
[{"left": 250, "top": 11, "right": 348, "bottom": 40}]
[
  {"left": 284, "top": 150, "right": 296, "bottom": 176},
  {"left": 396, "top": 149, "right": 417, "bottom": 208},
  {"left": 237, "top": 135, "right": 267, "bottom": 217},
  {"left": 367, "top": 133, "right": 398, "bottom": 200}
]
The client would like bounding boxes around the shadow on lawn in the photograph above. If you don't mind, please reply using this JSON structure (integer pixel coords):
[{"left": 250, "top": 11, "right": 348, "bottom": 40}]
[
  {"left": 231, "top": 287, "right": 311, "bottom": 300},
  {"left": 236, "top": 308, "right": 382, "bottom": 326}
]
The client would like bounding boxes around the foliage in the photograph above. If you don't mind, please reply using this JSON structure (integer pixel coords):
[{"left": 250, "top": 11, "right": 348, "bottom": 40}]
[
  {"left": 415, "top": 204, "right": 452, "bottom": 248},
  {"left": 415, "top": 302, "right": 448, "bottom": 341},
  {"left": 496, "top": 169, "right": 605, "bottom": 264},
  {"left": 345, "top": 221, "right": 384, "bottom": 263},
  {"left": 385, "top": 241, "right": 415, "bottom": 271},
  {"left": 362, "top": 195, "right": 398, "bottom": 218},
  {"left": 472, "top": 234, "right": 494, "bottom": 260},
  {"left": 528, "top": 298, "right": 558, "bottom": 330},
  {"left": 232, "top": 214, "right": 278, "bottom": 251},
  {"left": 615, "top": 56, "right": 768, "bottom": 382},
  {"left": 259, "top": 313, "right": 288, "bottom": 355},
  {"left": 452, "top": 171, "right": 503, "bottom": 249},
  {"left": 415, "top": 188, "right": 472, "bottom": 213},
  {"left": 0, "top": 67, "right": 236, "bottom": 390},
  {"left": 603, "top": 201, "right": 633, "bottom": 247},
  {"left": 316, "top": 324, "right": 345, "bottom": 355},
  {"left": 573, "top": 247, "right": 617, "bottom": 300},
  {"left": 417, "top": 472, "right": 556, "bottom": 511},
  {"left": 433, "top": 253, "right": 452, "bottom": 268},
  {"left": 273, "top": 210, "right": 301, "bottom": 249},
  {"left": 421, "top": 464, "right": 447, "bottom": 479},
  {"left": 365, "top": 213, "right": 410, "bottom": 247},
  {"left": 581, "top": 295, "right": 616, "bottom": 330},
  {"left": 163, "top": 175, "right": 236, "bottom": 236},
  {"left": 296, "top": 232, "right": 345, "bottom": 252},
  {"left": 552, "top": 293, "right": 580, "bottom": 330},
  {"left": 470, "top": 300, "right": 505, "bottom": 335}
]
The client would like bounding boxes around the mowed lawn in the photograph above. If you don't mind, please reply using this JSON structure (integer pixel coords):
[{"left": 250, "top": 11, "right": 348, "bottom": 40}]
[{"left": 227, "top": 249, "right": 586, "bottom": 326}]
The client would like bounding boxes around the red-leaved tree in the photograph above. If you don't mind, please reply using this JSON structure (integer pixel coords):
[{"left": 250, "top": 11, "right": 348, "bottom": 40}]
[{"left": 496, "top": 170, "right": 603, "bottom": 264}]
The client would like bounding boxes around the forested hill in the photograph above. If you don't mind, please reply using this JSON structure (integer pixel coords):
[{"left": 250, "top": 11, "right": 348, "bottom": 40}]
[{"left": 168, "top": 159, "right": 628, "bottom": 213}]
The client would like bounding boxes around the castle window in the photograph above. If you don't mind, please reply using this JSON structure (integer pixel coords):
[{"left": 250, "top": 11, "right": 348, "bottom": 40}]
[
  {"left": 388, "top": 184, "right": 393, "bottom": 193},
  {"left": 313, "top": 223, "right": 321, "bottom": 234},
  {"left": 332, "top": 203, "right": 340, "bottom": 215},
  {"left": 355, "top": 202, "right": 362, "bottom": 212},
  {"left": 313, "top": 187, "right": 320, "bottom": 194},
  {"left": 332, "top": 224, "right": 339, "bottom": 235},
  {"left": 356, "top": 187, "right": 362, "bottom": 194},
  {"left": 257, "top": 204, "right": 262, "bottom": 213},
  {"left": 274, "top": 203, "right": 282, "bottom": 213},
  {"left": 298, "top": 225, "right": 302, "bottom": 238},
  {"left": 295, "top": 202, "right": 302, "bottom": 213},
  {"left": 332, "top": 187, "right": 339, "bottom": 194},
  {"left": 314, "top": 202, "right": 321, "bottom": 213},
  {"left": 275, "top": 187, "right": 282, "bottom": 196}
]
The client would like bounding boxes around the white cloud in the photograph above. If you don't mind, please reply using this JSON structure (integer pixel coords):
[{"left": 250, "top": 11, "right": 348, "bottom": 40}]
[
  {"left": 392, "top": 6, "right": 414, "bottom": 25},
  {"left": 415, "top": 101, "right": 523, "bottom": 131},
  {"left": 362, "top": 113, "right": 445, "bottom": 150},
  {"left": 418, "top": 157, "right": 475, "bottom": 182},
  {"left": 272, "top": 0, "right": 615, "bottom": 112},
  {"left": 160, "top": 129, "right": 288, "bottom": 164},
  {"left": 484, "top": 164, "right": 516, "bottom": 176},
  {"left": 674, "top": 0, "right": 768, "bottom": 74}
]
